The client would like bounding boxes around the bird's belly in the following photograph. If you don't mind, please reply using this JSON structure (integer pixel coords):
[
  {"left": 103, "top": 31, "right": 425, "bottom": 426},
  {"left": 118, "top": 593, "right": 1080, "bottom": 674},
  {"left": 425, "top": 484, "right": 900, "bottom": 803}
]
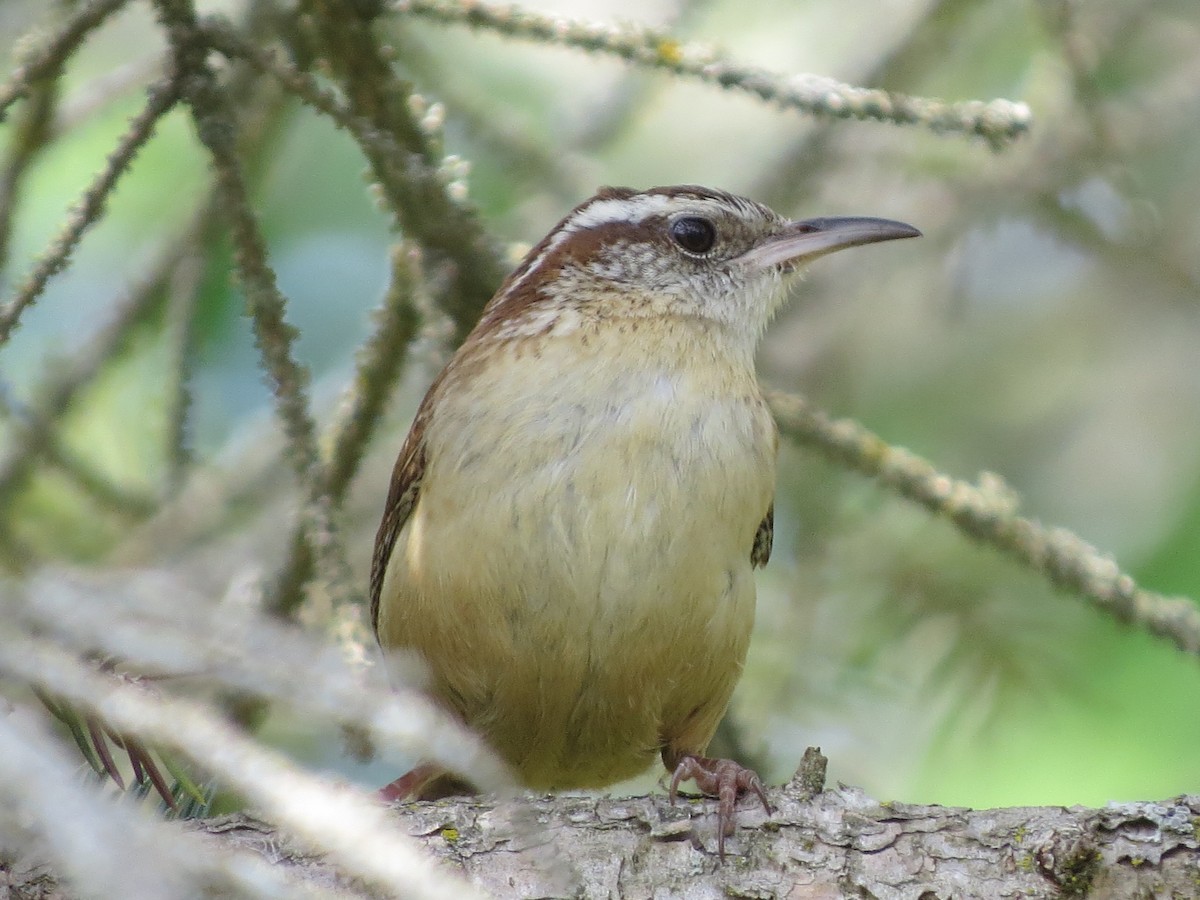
[
  {"left": 393, "top": 510, "right": 760, "bottom": 786},
  {"left": 377, "top": 353, "right": 776, "bottom": 788}
]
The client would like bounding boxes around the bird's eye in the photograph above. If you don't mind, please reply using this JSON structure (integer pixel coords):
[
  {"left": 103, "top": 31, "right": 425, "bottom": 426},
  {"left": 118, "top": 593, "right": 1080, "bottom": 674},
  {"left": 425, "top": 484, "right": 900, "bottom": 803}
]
[{"left": 669, "top": 216, "right": 717, "bottom": 255}]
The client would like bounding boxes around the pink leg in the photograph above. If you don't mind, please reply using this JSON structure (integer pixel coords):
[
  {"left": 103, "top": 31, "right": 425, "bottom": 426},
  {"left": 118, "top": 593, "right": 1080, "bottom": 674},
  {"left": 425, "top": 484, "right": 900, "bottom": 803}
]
[
  {"left": 668, "top": 755, "right": 771, "bottom": 858},
  {"left": 377, "top": 763, "right": 442, "bottom": 803},
  {"left": 378, "top": 765, "right": 475, "bottom": 803}
]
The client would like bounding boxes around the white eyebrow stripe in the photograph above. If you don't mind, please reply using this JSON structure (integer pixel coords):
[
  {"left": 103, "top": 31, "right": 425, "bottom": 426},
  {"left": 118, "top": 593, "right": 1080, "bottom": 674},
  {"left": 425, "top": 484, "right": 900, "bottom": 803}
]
[
  {"left": 503, "top": 194, "right": 681, "bottom": 297},
  {"left": 564, "top": 193, "right": 678, "bottom": 231}
]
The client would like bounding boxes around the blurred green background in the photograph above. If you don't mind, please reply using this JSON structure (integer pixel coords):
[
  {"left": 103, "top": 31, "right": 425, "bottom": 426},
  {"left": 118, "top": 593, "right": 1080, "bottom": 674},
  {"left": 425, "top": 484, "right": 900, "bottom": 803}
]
[{"left": 2, "top": 0, "right": 1198, "bottom": 811}]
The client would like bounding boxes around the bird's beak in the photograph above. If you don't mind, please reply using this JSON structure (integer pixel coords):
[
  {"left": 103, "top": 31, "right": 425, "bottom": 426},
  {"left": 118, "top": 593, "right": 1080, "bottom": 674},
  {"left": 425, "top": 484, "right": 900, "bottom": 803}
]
[{"left": 738, "top": 216, "right": 921, "bottom": 271}]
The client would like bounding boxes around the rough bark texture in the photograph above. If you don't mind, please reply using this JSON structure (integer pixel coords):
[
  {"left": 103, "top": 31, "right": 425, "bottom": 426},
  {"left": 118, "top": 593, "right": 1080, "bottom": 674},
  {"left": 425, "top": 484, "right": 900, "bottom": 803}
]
[{"left": 5, "top": 770, "right": 1200, "bottom": 899}]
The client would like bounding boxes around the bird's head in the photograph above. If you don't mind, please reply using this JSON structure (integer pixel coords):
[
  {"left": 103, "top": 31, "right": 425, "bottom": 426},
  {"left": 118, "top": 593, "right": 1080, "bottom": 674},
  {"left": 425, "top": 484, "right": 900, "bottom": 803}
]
[{"left": 475, "top": 185, "right": 920, "bottom": 349}]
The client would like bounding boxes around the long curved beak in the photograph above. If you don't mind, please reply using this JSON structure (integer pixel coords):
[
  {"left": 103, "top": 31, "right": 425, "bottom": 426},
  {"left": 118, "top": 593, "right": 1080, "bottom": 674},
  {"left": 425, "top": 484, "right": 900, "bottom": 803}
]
[{"left": 739, "top": 216, "right": 921, "bottom": 271}]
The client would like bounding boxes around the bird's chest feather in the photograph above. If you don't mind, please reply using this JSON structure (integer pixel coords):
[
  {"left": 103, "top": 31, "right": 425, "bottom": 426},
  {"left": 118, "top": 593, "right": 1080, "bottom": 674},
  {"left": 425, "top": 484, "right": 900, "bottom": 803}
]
[{"left": 420, "top": 329, "right": 775, "bottom": 611}]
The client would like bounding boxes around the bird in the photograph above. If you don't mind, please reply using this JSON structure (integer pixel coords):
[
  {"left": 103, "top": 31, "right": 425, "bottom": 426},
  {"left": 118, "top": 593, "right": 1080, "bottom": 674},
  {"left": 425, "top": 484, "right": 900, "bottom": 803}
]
[{"left": 370, "top": 184, "right": 919, "bottom": 856}]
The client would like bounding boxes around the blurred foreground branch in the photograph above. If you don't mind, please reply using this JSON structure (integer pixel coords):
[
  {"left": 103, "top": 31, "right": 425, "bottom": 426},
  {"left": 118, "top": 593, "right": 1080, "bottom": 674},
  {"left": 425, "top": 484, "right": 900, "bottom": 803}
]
[{"left": 0, "top": 567, "right": 513, "bottom": 899}]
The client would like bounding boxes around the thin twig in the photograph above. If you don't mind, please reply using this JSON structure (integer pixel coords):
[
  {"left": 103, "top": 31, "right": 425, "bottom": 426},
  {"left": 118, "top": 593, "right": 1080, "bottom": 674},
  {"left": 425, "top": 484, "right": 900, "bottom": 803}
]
[
  {"left": 0, "top": 242, "right": 179, "bottom": 515},
  {"left": 162, "top": 248, "right": 204, "bottom": 491},
  {"left": 265, "top": 245, "right": 424, "bottom": 615},
  {"left": 190, "top": 136, "right": 320, "bottom": 481},
  {"left": 196, "top": 20, "right": 400, "bottom": 166},
  {"left": 57, "top": 57, "right": 168, "bottom": 134},
  {"left": 200, "top": 14, "right": 507, "bottom": 339},
  {"left": 392, "top": 0, "right": 1032, "bottom": 149},
  {"left": 392, "top": 32, "right": 581, "bottom": 201},
  {"left": 751, "top": 0, "right": 973, "bottom": 208},
  {"left": 198, "top": 13, "right": 492, "bottom": 617},
  {"left": 0, "top": 0, "right": 133, "bottom": 122},
  {"left": 571, "top": 0, "right": 723, "bottom": 152},
  {"left": 305, "top": 0, "right": 505, "bottom": 337},
  {"left": 0, "top": 76, "right": 58, "bottom": 278},
  {"left": 158, "top": 5, "right": 320, "bottom": 483},
  {"left": 767, "top": 391, "right": 1200, "bottom": 657},
  {"left": 158, "top": 0, "right": 364, "bottom": 623},
  {"left": 0, "top": 386, "right": 158, "bottom": 516},
  {"left": 326, "top": 244, "right": 422, "bottom": 507},
  {"left": 0, "top": 74, "right": 181, "bottom": 346}
]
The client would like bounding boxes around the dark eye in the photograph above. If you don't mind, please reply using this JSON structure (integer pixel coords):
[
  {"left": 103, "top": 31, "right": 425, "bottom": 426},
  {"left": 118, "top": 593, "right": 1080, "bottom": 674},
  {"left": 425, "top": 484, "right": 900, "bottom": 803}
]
[{"left": 669, "top": 216, "right": 717, "bottom": 255}]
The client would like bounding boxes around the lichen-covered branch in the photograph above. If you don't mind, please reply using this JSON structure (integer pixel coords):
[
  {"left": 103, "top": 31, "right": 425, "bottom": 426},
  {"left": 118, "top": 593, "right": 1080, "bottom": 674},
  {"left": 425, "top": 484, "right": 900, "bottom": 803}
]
[
  {"left": 392, "top": 0, "right": 1032, "bottom": 148},
  {"left": 6, "top": 771, "right": 1198, "bottom": 898},
  {"left": 768, "top": 391, "right": 1200, "bottom": 657},
  {"left": 4, "top": 565, "right": 1193, "bottom": 900}
]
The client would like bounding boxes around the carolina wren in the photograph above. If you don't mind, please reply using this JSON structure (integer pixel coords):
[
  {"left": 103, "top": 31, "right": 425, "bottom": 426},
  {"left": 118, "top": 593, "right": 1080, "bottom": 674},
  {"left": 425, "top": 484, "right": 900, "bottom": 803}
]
[{"left": 371, "top": 185, "right": 918, "bottom": 854}]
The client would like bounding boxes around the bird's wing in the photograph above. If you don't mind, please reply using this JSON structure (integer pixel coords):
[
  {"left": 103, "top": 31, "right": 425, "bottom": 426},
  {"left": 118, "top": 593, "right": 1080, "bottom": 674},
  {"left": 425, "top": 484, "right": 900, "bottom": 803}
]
[
  {"left": 751, "top": 502, "right": 773, "bottom": 568},
  {"left": 369, "top": 386, "right": 439, "bottom": 637}
]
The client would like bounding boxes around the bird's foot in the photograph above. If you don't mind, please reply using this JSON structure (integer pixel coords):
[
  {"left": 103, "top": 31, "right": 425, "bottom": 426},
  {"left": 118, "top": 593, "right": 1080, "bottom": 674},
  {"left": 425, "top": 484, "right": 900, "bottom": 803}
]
[
  {"left": 378, "top": 765, "right": 475, "bottom": 803},
  {"left": 378, "top": 764, "right": 442, "bottom": 803},
  {"left": 668, "top": 755, "right": 771, "bottom": 858}
]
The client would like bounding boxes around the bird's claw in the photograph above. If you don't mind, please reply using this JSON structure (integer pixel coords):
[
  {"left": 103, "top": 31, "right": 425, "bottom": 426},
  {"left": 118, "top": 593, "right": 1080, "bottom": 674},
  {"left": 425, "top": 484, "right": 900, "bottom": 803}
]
[{"left": 669, "top": 755, "right": 771, "bottom": 858}]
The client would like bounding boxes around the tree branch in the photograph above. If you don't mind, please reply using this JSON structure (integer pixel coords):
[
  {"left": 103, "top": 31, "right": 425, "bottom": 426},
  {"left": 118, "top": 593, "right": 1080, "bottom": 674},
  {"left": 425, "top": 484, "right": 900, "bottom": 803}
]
[
  {"left": 393, "top": 0, "right": 1032, "bottom": 148},
  {"left": 768, "top": 390, "right": 1200, "bottom": 658},
  {"left": 5, "top": 770, "right": 1197, "bottom": 898}
]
